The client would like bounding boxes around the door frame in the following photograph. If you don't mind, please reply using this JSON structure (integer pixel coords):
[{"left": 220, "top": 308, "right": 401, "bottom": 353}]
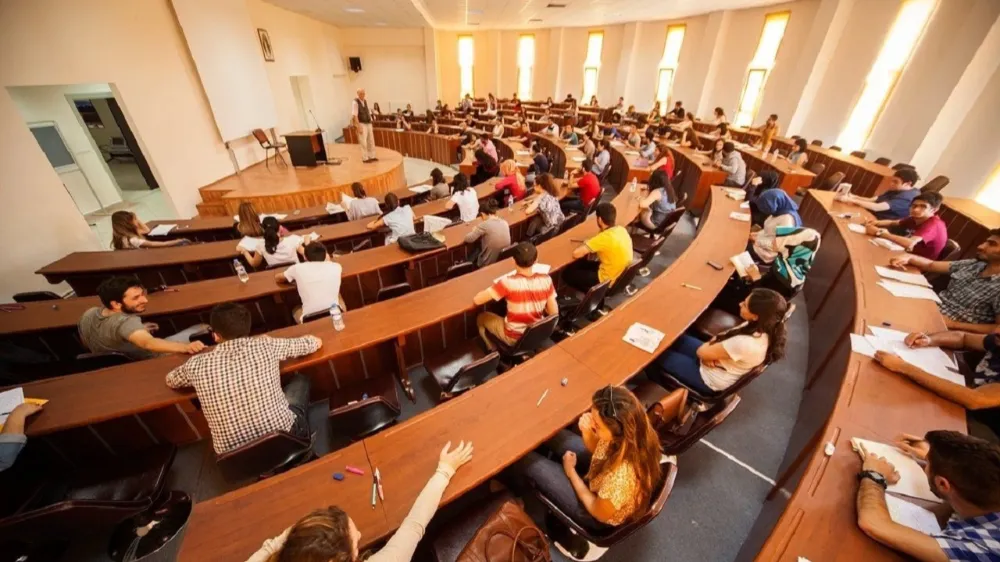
[{"left": 27, "top": 120, "right": 104, "bottom": 211}]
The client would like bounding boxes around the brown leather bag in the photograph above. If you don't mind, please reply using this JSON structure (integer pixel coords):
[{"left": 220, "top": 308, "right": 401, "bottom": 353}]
[{"left": 455, "top": 499, "right": 551, "bottom": 562}]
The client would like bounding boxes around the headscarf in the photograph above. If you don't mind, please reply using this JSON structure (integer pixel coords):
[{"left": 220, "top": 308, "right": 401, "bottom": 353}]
[
  {"left": 500, "top": 159, "right": 526, "bottom": 192},
  {"left": 755, "top": 184, "right": 802, "bottom": 227}
]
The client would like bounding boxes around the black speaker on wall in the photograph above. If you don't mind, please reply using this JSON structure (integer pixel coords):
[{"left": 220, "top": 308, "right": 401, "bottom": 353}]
[{"left": 349, "top": 57, "right": 362, "bottom": 72}]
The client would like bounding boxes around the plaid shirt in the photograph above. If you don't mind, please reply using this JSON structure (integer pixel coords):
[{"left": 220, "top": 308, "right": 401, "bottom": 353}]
[
  {"left": 940, "top": 260, "right": 1000, "bottom": 325},
  {"left": 934, "top": 512, "right": 1000, "bottom": 561},
  {"left": 166, "top": 335, "right": 321, "bottom": 454}
]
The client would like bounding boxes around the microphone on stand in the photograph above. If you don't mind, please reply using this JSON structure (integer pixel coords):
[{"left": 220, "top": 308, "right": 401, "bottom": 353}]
[{"left": 309, "top": 109, "right": 323, "bottom": 133}]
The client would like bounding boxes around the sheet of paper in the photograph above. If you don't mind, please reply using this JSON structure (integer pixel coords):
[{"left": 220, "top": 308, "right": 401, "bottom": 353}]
[
  {"left": 871, "top": 238, "right": 905, "bottom": 252},
  {"left": 409, "top": 185, "right": 432, "bottom": 194},
  {"left": 850, "top": 334, "right": 877, "bottom": 358},
  {"left": 851, "top": 438, "right": 942, "bottom": 503},
  {"left": 623, "top": 323, "right": 666, "bottom": 354},
  {"left": 847, "top": 223, "right": 868, "bottom": 234},
  {"left": 625, "top": 150, "right": 640, "bottom": 155},
  {"left": 729, "top": 212, "right": 751, "bottom": 222},
  {"left": 237, "top": 236, "right": 260, "bottom": 253},
  {"left": 723, "top": 188, "right": 746, "bottom": 200},
  {"left": 877, "top": 280, "right": 942, "bottom": 303},
  {"left": 341, "top": 193, "right": 355, "bottom": 206},
  {"left": 148, "top": 224, "right": 176, "bottom": 236},
  {"left": 730, "top": 251, "right": 755, "bottom": 278},
  {"left": 875, "top": 265, "right": 931, "bottom": 287},
  {"left": 306, "top": 232, "right": 321, "bottom": 242},
  {"left": 893, "top": 345, "right": 966, "bottom": 385},
  {"left": 422, "top": 215, "right": 452, "bottom": 233},
  {"left": 516, "top": 150, "right": 530, "bottom": 155},
  {"left": 740, "top": 201, "right": 750, "bottom": 209},
  {"left": 325, "top": 203, "right": 345, "bottom": 215},
  {"left": 867, "top": 326, "right": 909, "bottom": 342},
  {"left": 0, "top": 387, "right": 24, "bottom": 425},
  {"left": 885, "top": 495, "right": 942, "bottom": 535},
  {"left": 571, "top": 156, "right": 586, "bottom": 162},
  {"left": 261, "top": 213, "right": 287, "bottom": 221}
]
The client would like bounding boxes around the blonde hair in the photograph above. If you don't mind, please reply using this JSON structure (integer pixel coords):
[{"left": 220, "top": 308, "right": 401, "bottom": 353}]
[
  {"left": 110, "top": 211, "right": 140, "bottom": 250},
  {"left": 237, "top": 202, "right": 265, "bottom": 237},
  {"left": 499, "top": 159, "right": 525, "bottom": 192}
]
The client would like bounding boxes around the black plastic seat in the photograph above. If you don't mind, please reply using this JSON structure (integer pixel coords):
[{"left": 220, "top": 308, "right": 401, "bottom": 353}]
[
  {"left": 445, "top": 261, "right": 477, "bottom": 280},
  {"left": 12, "top": 291, "right": 63, "bottom": 303},
  {"left": 633, "top": 380, "right": 741, "bottom": 456},
  {"left": 810, "top": 139, "right": 822, "bottom": 146},
  {"left": 601, "top": 258, "right": 643, "bottom": 309},
  {"left": 301, "top": 309, "right": 330, "bottom": 323},
  {"left": 850, "top": 150, "right": 867, "bottom": 159},
  {"left": 559, "top": 212, "right": 583, "bottom": 234},
  {"left": 484, "top": 315, "right": 558, "bottom": 367},
  {"left": 328, "top": 379, "right": 402, "bottom": 441},
  {"left": 555, "top": 281, "right": 611, "bottom": 337},
  {"left": 498, "top": 243, "right": 518, "bottom": 261},
  {"left": 75, "top": 351, "right": 131, "bottom": 371},
  {"left": 425, "top": 341, "right": 501, "bottom": 401},
  {"left": 216, "top": 429, "right": 314, "bottom": 483},
  {"left": 920, "top": 175, "right": 950, "bottom": 194},
  {"left": 635, "top": 232, "right": 670, "bottom": 278},
  {"left": 528, "top": 225, "right": 557, "bottom": 245},
  {"left": 376, "top": 282, "right": 412, "bottom": 302},
  {"left": 874, "top": 157, "right": 892, "bottom": 166}
]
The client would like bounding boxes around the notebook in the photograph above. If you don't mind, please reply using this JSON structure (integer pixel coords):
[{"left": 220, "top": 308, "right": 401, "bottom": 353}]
[
  {"left": 237, "top": 236, "right": 260, "bottom": 253},
  {"left": 850, "top": 438, "right": 942, "bottom": 503},
  {"left": 148, "top": 224, "right": 176, "bottom": 237}
]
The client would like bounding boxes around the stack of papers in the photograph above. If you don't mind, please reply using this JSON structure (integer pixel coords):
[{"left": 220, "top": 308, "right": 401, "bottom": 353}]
[
  {"left": 723, "top": 188, "right": 746, "bottom": 200},
  {"left": 885, "top": 495, "right": 941, "bottom": 535},
  {"left": 325, "top": 203, "right": 345, "bottom": 215},
  {"left": 740, "top": 201, "right": 751, "bottom": 209},
  {"left": 422, "top": 215, "right": 452, "bottom": 234},
  {"left": 148, "top": 224, "right": 177, "bottom": 236},
  {"left": 847, "top": 223, "right": 868, "bottom": 234},
  {"left": 409, "top": 185, "right": 432, "bottom": 194},
  {"left": 875, "top": 265, "right": 930, "bottom": 287},
  {"left": 871, "top": 238, "right": 905, "bottom": 252},
  {"left": 623, "top": 323, "right": 666, "bottom": 353},
  {"left": 877, "top": 279, "right": 941, "bottom": 303},
  {"left": 849, "top": 325, "right": 963, "bottom": 385},
  {"left": 237, "top": 236, "right": 261, "bottom": 252},
  {"left": 850, "top": 438, "right": 942, "bottom": 502},
  {"left": 729, "top": 212, "right": 751, "bottom": 222},
  {"left": 516, "top": 150, "right": 531, "bottom": 155},
  {"left": 493, "top": 263, "right": 551, "bottom": 283}
]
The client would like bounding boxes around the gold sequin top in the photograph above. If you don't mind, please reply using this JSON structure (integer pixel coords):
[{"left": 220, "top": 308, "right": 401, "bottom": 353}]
[{"left": 588, "top": 440, "right": 641, "bottom": 526}]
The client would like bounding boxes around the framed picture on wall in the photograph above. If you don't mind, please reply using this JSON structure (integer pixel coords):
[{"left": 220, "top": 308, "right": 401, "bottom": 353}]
[{"left": 257, "top": 28, "right": 274, "bottom": 62}]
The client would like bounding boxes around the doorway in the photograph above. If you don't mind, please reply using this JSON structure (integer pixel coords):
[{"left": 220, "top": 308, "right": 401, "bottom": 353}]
[{"left": 72, "top": 96, "right": 158, "bottom": 192}]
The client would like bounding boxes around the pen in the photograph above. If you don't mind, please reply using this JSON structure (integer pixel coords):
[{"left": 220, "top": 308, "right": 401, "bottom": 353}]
[
  {"left": 536, "top": 389, "right": 549, "bottom": 407},
  {"left": 681, "top": 283, "right": 702, "bottom": 291},
  {"left": 375, "top": 468, "right": 384, "bottom": 501},
  {"left": 371, "top": 480, "right": 377, "bottom": 508}
]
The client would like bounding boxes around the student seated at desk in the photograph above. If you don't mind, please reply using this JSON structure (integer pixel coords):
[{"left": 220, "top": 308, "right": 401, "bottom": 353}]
[
  {"left": 531, "top": 142, "right": 551, "bottom": 174},
  {"left": 79, "top": 276, "right": 207, "bottom": 360},
  {"left": 580, "top": 131, "right": 596, "bottom": 159},
  {"left": 650, "top": 143, "right": 676, "bottom": 178},
  {"left": 713, "top": 122, "right": 733, "bottom": 142},
  {"left": 240, "top": 217, "right": 305, "bottom": 269},
  {"left": 754, "top": 114, "right": 780, "bottom": 154},
  {"left": 561, "top": 124, "right": 579, "bottom": 146},
  {"left": 495, "top": 159, "right": 527, "bottom": 200},
  {"left": 837, "top": 168, "right": 920, "bottom": 220},
  {"left": 640, "top": 129, "right": 658, "bottom": 160},
  {"left": 479, "top": 133, "right": 498, "bottom": 162},
  {"left": 277, "top": 242, "right": 344, "bottom": 324},
  {"left": 427, "top": 168, "right": 451, "bottom": 201},
  {"left": 889, "top": 231, "right": 1000, "bottom": 334},
  {"left": 854, "top": 430, "right": 1000, "bottom": 561},
  {"left": 719, "top": 142, "right": 747, "bottom": 187},
  {"left": 491, "top": 118, "right": 504, "bottom": 139},
  {"left": 648, "top": 289, "right": 788, "bottom": 394},
  {"left": 366, "top": 193, "right": 415, "bottom": 245},
  {"left": 504, "top": 386, "right": 662, "bottom": 556},
  {"left": 345, "top": 183, "right": 382, "bottom": 221},
  {"left": 165, "top": 302, "right": 321, "bottom": 455},
  {"left": 626, "top": 126, "right": 643, "bottom": 148},
  {"left": 865, "top": 192, "right": 948, "bottom": 260},
  {"left": 468, "top": 149, "right": 499, "bottom": 188},
  {"left": 0, "top": 402, "right": 43, "bottom": 472},
  {"left": 699, "top": 138, "right": 725, "bottom": 166},
  {"left": 110, "top": 211, "right": 189, "bottom": 249},
  {"left": 787, "top": 137, "right": 809, "bottom": 167},
  {"left": 465, "top": 199, "right": 511, "bottom": 268},
  {"left": 524, "top": 173, "right": 565, "bottom": 237},
  {"left": 713, "top": 106, "right": 728, "bottom": 125},
  {"left": 512, "top": 119, "right": 531, "bottom": 142},
  {"left": 562, "top": 161, "right": 601, "bottom": 215},
  {"left": 637, "top": 169, "right": 677, "bottom": 232},
  {"left": 749, "top": 170, "right": 801, "bottom": 228},
  {"left": 592, "top": 139, "right": 612, "bottom": 177},
  {"left": 874, "top": 328, "right": 1000, "bottom": 440},
  {"left": 669, "top": 101, "right": 685, "bottom": 119},
  {"left": 236, "top": 202, "right": 289, "bottom": 239},
  {"left": 564, "top": 203, "right": 633, "bottom": 294},
  {"left": 472, "top": 242, "right": 557, "bottom": 350},
  {"left": 748, "top": 226, "right": 821, "bottom": 299},
  {"left": 543, "top": 119, "right": 560, "bottom": 137},
  {"left": 248, "top": 442, "right": 474, "bottom": 562},
  {"left": 402, "top": 103, "right": 414, "bottom": 118},
  {"left": 427, "top": 114, "right": 440, "bottom": 135},
  {"left": 446, "top": 173, "right": 481, "bottom": 222}
]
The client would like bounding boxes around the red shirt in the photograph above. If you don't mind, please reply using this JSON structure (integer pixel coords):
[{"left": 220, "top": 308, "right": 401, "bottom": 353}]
[
  {"left": 660, "top": 153, "right": 676, "bottom": 179},
  {"left": 899, "top": 215, "right": 948, "bottom": 260},
  {"left": 577, "top": 172, "right": 601, "bottom": 207},
  {"left": 488, "top": 272, "right": 555, "bottom": 339},
  {"left": 495, "top": 174, "right": 527, "bottom": 200}
]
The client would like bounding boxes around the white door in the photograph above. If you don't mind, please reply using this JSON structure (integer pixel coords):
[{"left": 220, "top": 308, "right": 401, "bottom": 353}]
[{"left": 29, "top": 122, "right": 102, "bottom": 215}]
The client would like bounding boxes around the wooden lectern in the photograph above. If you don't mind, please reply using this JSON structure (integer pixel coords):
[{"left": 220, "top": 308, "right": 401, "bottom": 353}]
[{"left": 284, "top": 130, "right": 328, "bottom": 167}]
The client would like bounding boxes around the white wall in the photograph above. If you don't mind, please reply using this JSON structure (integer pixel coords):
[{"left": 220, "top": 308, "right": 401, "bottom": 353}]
[{"left": 339, "top": 28, "right": 430, "bottom": 115}]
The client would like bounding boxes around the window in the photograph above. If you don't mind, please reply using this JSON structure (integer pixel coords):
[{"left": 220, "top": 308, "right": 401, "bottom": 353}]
[
  {"left": 458, "top": 35, "right": 475, "bottom": 99},
  {"left": 836, "top": 0, "right": 935, "bottom": 153},
  {"left": 582, "top": 31, "right": 604, "bottom": 102},
  {"left": 975, "top": 163, "right": 1000, "bottom": 213},
  {"left": 655, "top": 25, "right": 686, "bottom": 114},
  {"left": 517, "top": 35, "right": 535, "bottom": 100},
  {"left": 734, "top": 12, "right": 789, "bottom": 128}
]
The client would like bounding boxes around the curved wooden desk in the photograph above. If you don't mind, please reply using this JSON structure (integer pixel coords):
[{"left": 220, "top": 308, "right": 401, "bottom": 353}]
[
  {"left": 688, "top": 131, "right": 815, "bottom": 196},
  {"left": 176, "top": 187, "right": 748, "bottom": 562},
  {"left": 742, "top": 190, "right": 965, "bottom": 561},
  {"left": 615, "top": 140, "right": 727, "bottom": 213},
  {"left": 341, "top": 127, "right": 461, "bottom": 168}
]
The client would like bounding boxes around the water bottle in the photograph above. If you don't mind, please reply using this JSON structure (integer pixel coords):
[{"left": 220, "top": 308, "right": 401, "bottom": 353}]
[
  {"left": 234, "top": 259, "right": 249, "bottom": 283},
  {"left": 330, "top": 304, "right": 345, "bottom": 331},
  {"left": 630, "top": 177, "right": 638, "bottom": 193}
]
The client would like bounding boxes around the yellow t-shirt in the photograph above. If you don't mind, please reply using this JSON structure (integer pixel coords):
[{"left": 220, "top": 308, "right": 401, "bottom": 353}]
[{"left": 586, "top": 226, "right": 633, "bottom": 283}]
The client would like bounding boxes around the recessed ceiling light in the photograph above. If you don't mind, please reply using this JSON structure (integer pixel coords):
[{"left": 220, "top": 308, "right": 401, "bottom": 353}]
[{"left": 343, "top": 7, "right": 364, "bottom": 13}]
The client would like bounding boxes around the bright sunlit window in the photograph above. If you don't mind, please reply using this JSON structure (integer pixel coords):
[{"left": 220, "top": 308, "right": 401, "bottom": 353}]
[
  {"left": 836, "top": 0, "right": 935, "bottom": 152},
  {"left": 655, "top": 25, "right": 686, "bottom": 115},
  {"left": 517, "top": 35, "right": 536, "bottom": 100},
  {"left": 734, "top": 12, "right": 789, "bottom": 127},
  {"left": 458, "top": 35, "right": 475, "bottom": 99},
  {"left": 582, "top": 31, "right": 604, "bottom": 102},
  {"left": 975, "top": 163, "right": 1000, "bottom": 212}
]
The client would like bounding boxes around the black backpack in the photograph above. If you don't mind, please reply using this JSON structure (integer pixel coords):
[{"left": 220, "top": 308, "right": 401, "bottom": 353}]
[{"left": 398, "top": 232, "right": 445, "bottom": 254}]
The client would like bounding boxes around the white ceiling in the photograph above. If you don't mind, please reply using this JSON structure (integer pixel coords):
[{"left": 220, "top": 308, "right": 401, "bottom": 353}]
[{"left": 266, "top": 0, "right": 793, "bottom": 30}]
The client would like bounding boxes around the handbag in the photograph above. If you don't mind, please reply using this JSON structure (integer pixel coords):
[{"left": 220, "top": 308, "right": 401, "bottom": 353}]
[
  {"left": 397, "top": 232, "right": 445, "bottom": 254},
  {"left": 456, "top": 499, "right": 551, "bottom": 562}
]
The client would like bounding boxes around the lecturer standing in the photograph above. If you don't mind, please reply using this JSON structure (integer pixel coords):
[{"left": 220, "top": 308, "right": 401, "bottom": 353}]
[{"left": 352, "top": 88, "right": 377, "bottom": 163}]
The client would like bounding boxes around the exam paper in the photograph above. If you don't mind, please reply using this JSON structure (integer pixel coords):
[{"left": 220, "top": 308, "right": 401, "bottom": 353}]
[
  {"left": 723, "top": 188, "right": 746, "bottom": 200},
  {"left": 875, "top": 266, "right": 931, "bottom": 287},
  {"left": 871, "top": 238, "right": 905, "bottom": 252},
  {"left": 572, "top": 156, "right": 586, "bottom": 162},
  {"left": 325, "top": 203, "right": 345, "bottom": 215},
  {"left": 850, "top": 334, "right": 877, "bottom": 358},
  {"left": 729, "top": 212, "right": 751, "bottom": 222},
  {"left": 0, "top": 388, "right": 24, "bottom": 425},
  {"left": 623, "top": 323, "right": 666, "bottom": 353},
  {"left": 422, "top": 215, "right": 452, "bottom": 234},
  {"left": 885, "top": 495, "right": 941, "bottom": 535},
  {"left": 409, "top": 185, "right": 432, "bottom": 194},
  {"left": 237, "top": 236, "right": 260, "bottom": 253},
  {"left": 516, "top": 150, "right": 530, "bottom": 155},
  {"left": 851, "top": 438, "right": 942, "bottom": 503},
  {"left": 740, "top": 201, "right": 750, "bottom": 209},
  {"left": 847, "top": 223, "right": 868, "bottom": 234},
  {"left": 148, "top": 224, "right": 176, "bottom": 237},
  {"left": 306, "top": 232, "right": 321, "bottom": 242},
  {"left": 876, "top": 280, "right": 941, "bottom": 303}
]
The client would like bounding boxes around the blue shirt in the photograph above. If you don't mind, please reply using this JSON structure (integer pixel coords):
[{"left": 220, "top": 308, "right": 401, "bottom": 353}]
[
  {"left": 533, "top": 153, "right": 550, "bottom": 174},
  {"left": 874, "top": 188, "right": 919, "bottom": 220},
  {"left": 933, "top": 511, "right": 1000, "bottom": 561},
  {"left": 592, "top": 150, "right": 610, "bottom": 175},
  {"left": 0, "top": 434, "right": 26, "bottom": 472}
]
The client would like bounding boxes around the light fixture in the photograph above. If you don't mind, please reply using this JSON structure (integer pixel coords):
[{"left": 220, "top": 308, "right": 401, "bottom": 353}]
[{"left": 343, "top": 7, "right": 364, "bottom": 13}]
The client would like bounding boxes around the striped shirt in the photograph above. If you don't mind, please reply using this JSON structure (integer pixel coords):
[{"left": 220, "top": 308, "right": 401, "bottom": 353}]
[{"left": 487, "top": 272, "right": 555, "bottom": 339}]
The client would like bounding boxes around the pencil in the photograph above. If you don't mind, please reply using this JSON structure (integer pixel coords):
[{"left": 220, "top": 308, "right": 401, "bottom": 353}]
[
  {"left": 371, "top": 480, "right": 377, "bottom": 508},
  {"left": 536, "top": 389, "right": 549, "bottom": 407},
  {"left": 681, "top": 283, "right": 702, "bottom": 291}
]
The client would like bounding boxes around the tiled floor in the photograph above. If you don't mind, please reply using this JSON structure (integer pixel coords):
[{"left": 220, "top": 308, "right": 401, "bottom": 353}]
[
  {"left": 85, "top": 189, "right": 175, "bottom": 249},
  {"left": 404, "top": 156, "right": 456, "bottom": 185}
]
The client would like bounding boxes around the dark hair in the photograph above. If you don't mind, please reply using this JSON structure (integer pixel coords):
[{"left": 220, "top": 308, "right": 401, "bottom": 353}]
[
  {"left": 482, "top": 198, "right": 499, "bottom": 215},
  {"left": 721, "top": 288, "right": 788, "bottom": 365},
  {"left": 262, "top": 216, "right": 281, "bottom": 254},
  {"left": 895, "top": 167, "right": 920, "bottom": 186},
  {"left": 304, "top": 243, "right": 327, "bottom": 262},
  {"left": 596, "top": 202, "right": 617, "bottom": 226},
  {"left": 685, "top": 112, "right": 694, "bottom": 120},
  {"left": 530, "top": 141, "right": 541, "bottom": 154},
  {"left": 536, "top": 173, "right": 558, "bottom": 197},
  {"left": 718, "top": 123, "right": 729, "bottom": 135},
  {"left": 583, "top": 157, "right": 594, "bottom": 172},
  {"left": 795, "top": 138, "right": 808, "bottom": 151},
  {"left": 110, "top": 210, "right": 140, "bottom": 250},
  {"left": 384, "top": 192, "right": 400, "bottom": 212},
  {"left": 97, "top": 276, "right": 143, "bottom": 309},
  {"left": 648, "top": 169, "right": 676, "bottom": 204},
  {"left": 452, "top": 173, "right": 470, "bottom": 192},
  {"left": 714, "top": 107, "right": 724, "bottom": 117},
  {"left": 914, "top": 191, "right": 943, "bottom": 209},
  {"left": 210, "top": 302, "right": 252, "bottom": 341},
  {"left": 926, "top": 430, "right": 1000, "bottom": 508},
  {"left": 674, "top": 101, "right": 683, "bottom": 107},
  {"left": 645, "top": 128, "right": 656, "bottom": 141},
  {"left": 351, "top": 182, "right": 366, "bottom": 198},
  {"left": 599, "top": 138, "right": 611, "bottom": 150},
  {"left": 430, "top": 168, "right": 445, "bottom": 185},
  {"left": 269, "top": 506, "right": 353, "bottom": 562},
  {"left": 723, "top": 141, "right": 735, "bottom": 153},
  {"left": 480, "top": 133, "right": 490, "bottom": 141},
  {"left": 512, "top": 242, "right": 538, "bottom": 268}
]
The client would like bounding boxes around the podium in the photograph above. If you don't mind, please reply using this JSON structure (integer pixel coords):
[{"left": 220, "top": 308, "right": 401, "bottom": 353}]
[{"left": 285, "top": 130, "right": 327, "bottom": 167}]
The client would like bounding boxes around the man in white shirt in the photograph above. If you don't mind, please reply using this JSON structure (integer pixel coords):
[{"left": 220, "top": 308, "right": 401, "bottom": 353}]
[
  {"left": 276, "top": 243, "right": 345, "bottom": 324},
  {"left": 351, "top": 88, "right": 377, "bottom": 163}
]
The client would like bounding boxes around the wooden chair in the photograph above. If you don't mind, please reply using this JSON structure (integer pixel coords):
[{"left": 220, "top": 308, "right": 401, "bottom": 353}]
[
  {"left": 920, "top": 175, "right": 950, "bottom": 194},
  {"left": 376, "top": 282, "right": 412, "bottom": 302},
  {"left": 484, "top": 315, "right": 558, "bottom": 367},
  {"left": 252, "top": 128, "right": 287, "bottom": 170},
  {"left": 426, "top": 347, "right": 501, "bottom": 401},
  {"left": 810, "top": 139, "right": 823, "bottom": 146},
  {"left": 874, "top": 157, "right": 892, "bottom": 166},
  {"left": 12, "top": 291, "right": 62, "bottom": 303},
  {"left": 850, "top": 150, "right": 867, "bottom": 159},
  {"left": 555, "top": 281, "right": 611, "bottom": 337}
]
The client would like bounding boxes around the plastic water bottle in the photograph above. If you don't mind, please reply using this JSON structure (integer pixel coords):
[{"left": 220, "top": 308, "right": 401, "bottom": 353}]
[
  {"left": 330, "top": 304, "right": 345, "bottom": 331},
  {"left": 629, "top": 177, "right": 638, "bottom": 193},
  {"left": 507, "top": 194, "right": 514, "bottom": 209},
  {"left": 234, "top": 259, "right": 249, "bottom": 284}
]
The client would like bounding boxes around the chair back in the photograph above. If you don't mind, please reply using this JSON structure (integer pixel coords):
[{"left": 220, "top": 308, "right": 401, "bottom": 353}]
[
  {"left": 829, "top": 145, "right": 842, "bottom": 152},
  {"left": 328, "top": 396, "right": 401, "bottom": 441},
  {"left": 498, "top": 243, "right": 518, "bottom": 261},
  {"left": 560, "top": 212, "right": 584, "bottom": 233},
  {"left": 352, "top": 238, "right": 373, "bottom": 252},
  {"left": 528, "top": 225, "right": 556, "bottom": 245},
  {"left": 646, "top": 387, "right": 688, "bottom": 429},
  {"left": 302, "top": 309, "right": 330, "bottom": 323},
  {"left": 443, "top": 352, "right": 501, "bottom": 395},
  {"left": 807, "top": 162, "right": 826, "bottom": 178},
  {"left": 608, "top": 258, "right": 643, "bottom": 298},
  {"left": 892, "top": 163, "right": 915, "bottom": 171},
  {"left": 819, "top": 171, "right": 845, "bottom": 191},
  {"left": 187, "top": 327, "right": 215, "bottom": 347},
  {"left": 939, "top": 239, "right": 961, "bottom": 262},
  {"left": 563, "top": 281, "right": 611, "bottom": 325},
  {"left": 810, "top": 139, "right": 822, "bottom": 146},
  {"left": 874, "top": 157, "right": 892, "bottom": 166},
  {"left": 659, "top": 394, "right": 742, "bottom": 456},
  {"left": 504, "top": 315, "right": 558, "bottom": 357},
  {"left": 13, "top": 291, "right": 62, "bottom": 303},
  {"left": 920, "top": 175, "right": 950, "bottom": 194},
  {"left": 740, "top": 169, "right": 757, "bottom": 192},
  {"left": 850, "top": 150, "right": 867, "bottom": 159},
  {"left": 376, "top": 282, "right": 412, "bottom": 302},
  {"left": 216, "top": 431, "right": 312, "bottom": 482},
  {"left": 446, "top": 261, "right": 477, "bottom": 280},
  {"left": 251, "top": 128, "right": 270, "bottom": 147},
  {"left": 75, "top": 351, "right": 131, "bottom": 371},
  {"left": 790, "top": 135, "right": 801, "bottom": 140},
  {"left": 637, "top": 232, "right": 670, "bottom": 271}
]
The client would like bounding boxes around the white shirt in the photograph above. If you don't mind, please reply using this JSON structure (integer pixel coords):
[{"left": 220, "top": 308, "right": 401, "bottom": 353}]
[
  {"left": 257, "top": 235, "right": 303, "bottom": 267},
  {"left": 283, "top": 261, "right": 343, "bottom": 317},
  {"left": 382, "top": 205, "right": 416, "bottom": 244},
  {"left": 450, "top": 189, "right": 480, "bottom": 223},
  {"left": 700, "top": 333, "right": 768, "bottom": 391}
]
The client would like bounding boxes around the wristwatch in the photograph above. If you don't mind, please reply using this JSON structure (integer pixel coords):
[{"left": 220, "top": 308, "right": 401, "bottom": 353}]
[{"left": 858, "top": 470, "right": 888, "bottom": 490}]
